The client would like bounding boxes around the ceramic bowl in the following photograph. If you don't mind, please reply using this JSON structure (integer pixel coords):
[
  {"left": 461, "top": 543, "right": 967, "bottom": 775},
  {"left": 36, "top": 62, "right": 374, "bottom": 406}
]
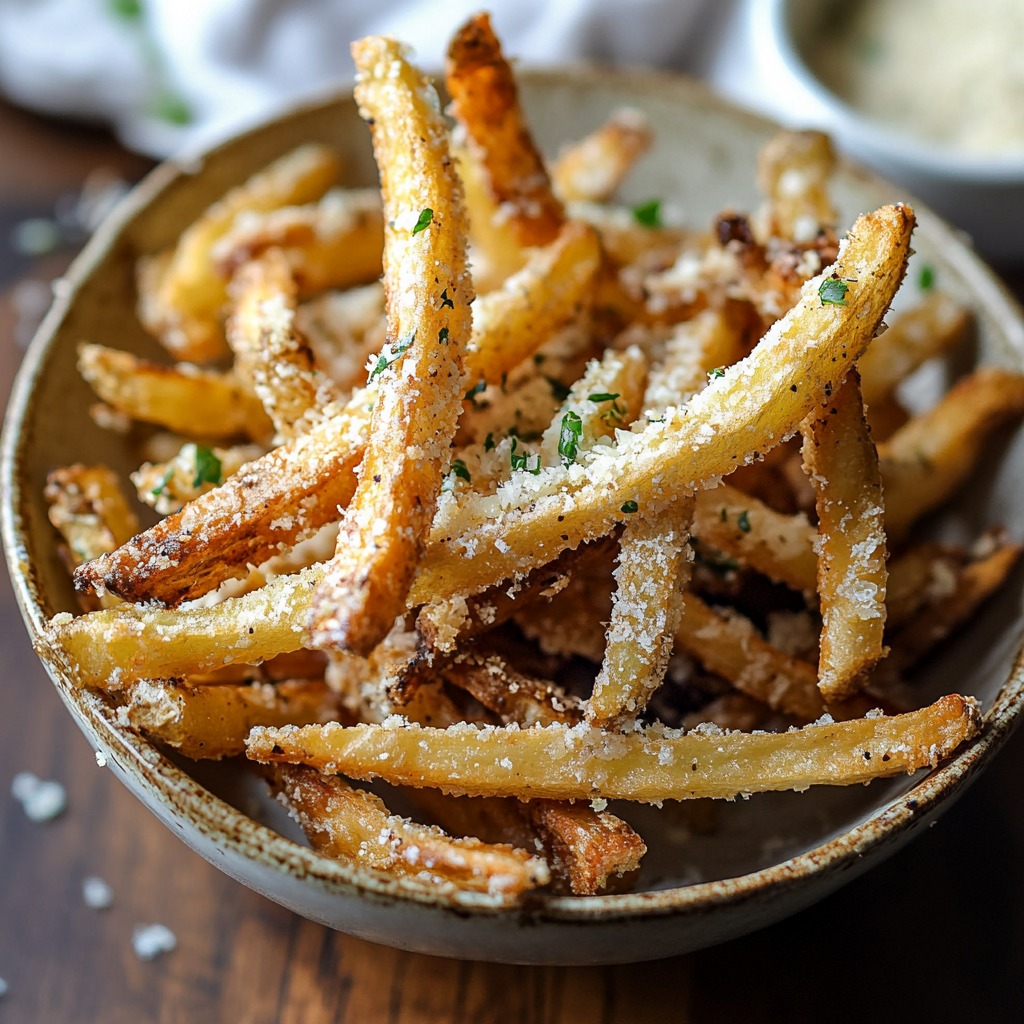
[
  {"left": 4, "top": 66, "right": 1024, "bottom": 966},
  {"left": 761, "top": 0, "right": 1024, "bottom": 264}
]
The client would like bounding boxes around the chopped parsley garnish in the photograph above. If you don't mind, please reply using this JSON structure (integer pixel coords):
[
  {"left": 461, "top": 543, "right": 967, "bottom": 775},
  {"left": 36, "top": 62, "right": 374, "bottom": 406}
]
[
  {"left": 464, "top": 379, "right": 487, "bottom": 405},
  {"left": 708, "top": 367, "right": 726, "bottom": 380},
  {"left": 818, "top": 277, "right": 849, "bottom": 306},
  {"left": 438, "top": 326, "right": 449, "bottom": 345},
  {"left": 546, "top": 376, "right": 571, "bottom": 402},
  {"left": 918, "top": 264, "right": 935, "bottom": 291},
  {"left": 737, "top": 509, "right": 751, "bottom": 533},
  {"left": 601, "top": 400, "right": 626, "bottom": 426},
  {"left": 558, "top": 411, "right": 583, "bottom": 465},
  {"left": 369, "top": 332, "right": 415, "bottom": 379},
  {"left": 510, "top": 437, "right": 541, "bottom": 474},
  {"left": 109, "top": 0, "right": 143, "bottom": 19},
  {"left": 149, "top": 466, "right": 175, "bottom": 499},
  {"left": 632, "top": 199, "right": 662, "bottom": 228},
  {"left": 588, "top": 392, "right": 620, "bottom": 403},
  {"left": 442, "top": 458, "right": 471, "bottom": 493},
  {"left": 439, "top": 288, "right": 455, "bottom": 309},
  {"left": 620, "top": 499, "right": 639, "bottom": 514},
  {"left": 192, "top": 446, "right": 222, "bottom": 488},
  {"left": 483, "top": 432, "right": 496, "bottom": 452},
  {"left": 412, "top": 208, "right": 434, "bottom": 235}
]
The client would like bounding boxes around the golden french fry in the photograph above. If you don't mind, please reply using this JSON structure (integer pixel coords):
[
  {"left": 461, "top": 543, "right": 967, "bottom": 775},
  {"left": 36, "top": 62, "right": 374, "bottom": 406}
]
[
  {"left": 309, "top": 36, "right": 473, "bottom": 655},
  {"left": 267, "top": 764, "right": 549, "bottom": 901},
  {"left": 756, "top": 130, "right": 837, "bottom": 241},
  {"left": 879, "top": 366, "right": 1024, "bottom": 543},
  {"left": 801, "top": 369, "right": 888, "bottom": 701},
  {"left": 213, "top": 188, "right": 384, "bottom": 295},
  {"left": 78, "top": 342, "right": 273, "bottom": 442},
  {"left": 226, "top": 249, "right": 341, "bottom": 438},
  {"left": 247, "top": 693, "right": 981, "bottom": 802},
  {"left": 551, "top": 108, "right": 653, "bottom": 204},
  {"left": 413, "top": 204, "right": 915, "bottom": 604},
  {"left": 125, "top": 678, "right": 340, "bottom": 759},
  {"left": 138, "top": 143, "right": 340, "bottom": 361},
  {"left": 445, "top": 12, "right": 565, "bottom": 247}
]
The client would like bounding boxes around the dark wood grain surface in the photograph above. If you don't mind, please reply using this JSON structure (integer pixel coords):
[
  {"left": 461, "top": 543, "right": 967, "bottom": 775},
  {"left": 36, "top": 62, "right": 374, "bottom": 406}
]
[{"left": 2, "top": 95, "right": 1024, "bottom": 1023}]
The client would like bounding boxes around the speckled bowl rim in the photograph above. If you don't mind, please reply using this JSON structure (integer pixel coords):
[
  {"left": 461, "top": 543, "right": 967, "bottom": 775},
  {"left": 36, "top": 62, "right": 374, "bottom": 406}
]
[{"left": 5, "top": 64, "right": 1024, "bottom": 962}]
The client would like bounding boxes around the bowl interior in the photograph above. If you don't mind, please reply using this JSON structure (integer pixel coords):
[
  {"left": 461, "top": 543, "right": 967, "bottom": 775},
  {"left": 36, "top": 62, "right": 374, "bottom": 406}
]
[{"left": 4, "top": 66, "right": 1024, "bottom": 962}]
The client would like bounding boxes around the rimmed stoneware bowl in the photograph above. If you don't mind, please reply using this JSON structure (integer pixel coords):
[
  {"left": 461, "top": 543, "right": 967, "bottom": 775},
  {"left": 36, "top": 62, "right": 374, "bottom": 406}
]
[{"left": 4, "top": 66, "right": 1024, "bottom": 966}]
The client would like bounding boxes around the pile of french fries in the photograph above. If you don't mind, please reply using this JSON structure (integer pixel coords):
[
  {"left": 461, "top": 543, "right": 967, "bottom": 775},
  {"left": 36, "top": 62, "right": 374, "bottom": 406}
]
[{"left": 44, "top": 13, "right": 1024, "bottom": 903}]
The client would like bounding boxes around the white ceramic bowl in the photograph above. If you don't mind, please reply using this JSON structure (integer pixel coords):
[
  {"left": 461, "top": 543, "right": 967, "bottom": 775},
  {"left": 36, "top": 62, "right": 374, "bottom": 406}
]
[
  {"left": 758, "top": 0, "right": 1024, "bottom": 264},
  {"left": 4, "top": 66, "right": 1024, "bottom": 965}
]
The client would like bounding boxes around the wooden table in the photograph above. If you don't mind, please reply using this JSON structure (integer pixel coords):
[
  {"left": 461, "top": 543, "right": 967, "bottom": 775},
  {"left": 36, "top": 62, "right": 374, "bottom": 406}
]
[{"left": 2, "top": 95, "right": 1024, "bottom": 1023}]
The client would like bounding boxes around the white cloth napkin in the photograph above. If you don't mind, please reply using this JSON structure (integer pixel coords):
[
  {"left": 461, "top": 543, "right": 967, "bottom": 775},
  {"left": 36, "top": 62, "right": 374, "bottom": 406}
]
[{"left": 0, "top": 0, "right": 726, "bottom": 157}]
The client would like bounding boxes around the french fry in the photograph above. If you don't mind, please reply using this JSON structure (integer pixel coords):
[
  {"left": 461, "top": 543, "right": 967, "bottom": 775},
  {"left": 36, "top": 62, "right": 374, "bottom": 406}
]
[
  {"left": 267, "top": 765, "right": 550, "bottom": 900},
  {"left": 879, "top": 366, "right": 1024, "bottom": 543},
  {"left": 859, "top": 290, "right": 972, "bottom": 407},
  {"left": 226, "top": 248, "right": 341, "bottom": 438},
  {"left": 551, "top": 108, "right": 653, "bottom": 204},
  {"left": 247, "top": 693, "right": 981, "bottom": 802},
  {"left": 125, "top": 678, "right": 340, "bottom": 759},
  {"left": 213, "top": 188, "right": 384, "bottom": 295},
  {"left": 445, "top": 12, "right": 565, "bottom": 247},
  {"left": 801, "top": 370, "right": 888, "bottom": 701},
  {"left": 309, "top": 36, "right": 473, "bottom": 655},
  {"left": 756, "top": 129, "right": 837, "bottom": 242},
  {"left": 78, "top": 342, "right": 273, "bottom": 442},
  {"left": 412, "top": 205, "right": 915, "bottom": 604},
  {"left": 138, "top": 143, "right": 340, "bottom": 361}
]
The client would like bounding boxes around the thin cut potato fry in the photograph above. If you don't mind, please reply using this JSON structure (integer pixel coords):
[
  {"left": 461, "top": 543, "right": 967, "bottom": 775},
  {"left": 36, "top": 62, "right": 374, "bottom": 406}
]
[
  {"left": 138, "top": 143, "right": 340, "bottom": 362},
  {"left": 879, "top": 366, "right": 1024, "bottom": 543},
  {"left": 246, "top": 694, "right": 981, "bottom": 802},
  {"left": 267, "top": 765, "right": 549, "bottom": 901},
  {"left": 125, "top": 678, "right": 340, "bottom": 759},
  {"left": 802, "top": 370, "right": 888, "bottom": 701},
  {"left": 78, "top": 343, "right": 273, "bottom": 442},
  {"left": 309, "top": 36, "right": 473, "bottom": 655},
  {"left": 756, "top": 129, "right": 837, "bottom": 241},
  {"left": 411, "top": 205, "right": 916, "bottom": 604},
  {"left": 551, "top": 108, "right": 653, "bottom": 204},
  {"left": 445, "top": 12, "right": 565, "bottom": 247},
  {"left": 226, "top": 248, "right": 341, "bottom": 438},
  {"left": 587, "top": 502, "right": 693, "bottom": 729},
  {"left": 213, "top": 188, "right": 384, "bottom": 295},
  {"left": 858, "top": 290, "right": 972, "bottom": 407}
]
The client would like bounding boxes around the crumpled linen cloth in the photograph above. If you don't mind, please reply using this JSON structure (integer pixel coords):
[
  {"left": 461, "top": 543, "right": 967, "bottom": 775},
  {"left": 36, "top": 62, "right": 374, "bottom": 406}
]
[{"left": 0, "top": 0, "right": 727, "bottom": 157}]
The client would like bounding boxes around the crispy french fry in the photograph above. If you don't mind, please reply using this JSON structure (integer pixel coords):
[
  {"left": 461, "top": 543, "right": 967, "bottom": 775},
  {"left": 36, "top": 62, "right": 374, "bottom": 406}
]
[
  {"left": 801, "top": 370, "right": 888, "bottom": 700},
  {"left": 756, "top": 130, "right": 837, "bottom": 242},
  {"left": 138, "top": 143, "right": 340, "bottom": 361},
  {"left": 125, "top": 678, "right": 340, "bottom": 759},
  {"left": 859, "top": 290, "right": 972, "bottom": 407},
  {"left": 413, "top": 205, "right": 915, "bottom": 604},
  {"left": 78, "top": 342, "right": 273, "bottom": 442},
  {"left": 226, "top": 249, "right": 341, "bottom": 438},
  {"left": 445, "top": 12, "right": 565, "bottom": 247},
  {"left": 247, "top": 693, "right": 981, "bottom": 802},
  {"left": 267, "top": 764, "right": 549, "bottom": 901},
  {"left": 309, "top": 36, "right": 473, "bottom": 655},
  {"left": 213, "top": 188, "right": 384, "bottom": 294},
  {"left": 551, "top": 108, "right": 653, "bottom": 204},
  {"left": 879, "top": 366, "right": 1024, "bottom": 543}
]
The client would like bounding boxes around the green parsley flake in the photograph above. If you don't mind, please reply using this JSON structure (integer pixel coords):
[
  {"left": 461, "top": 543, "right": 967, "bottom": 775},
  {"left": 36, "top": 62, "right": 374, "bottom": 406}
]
[
  {"left": 818, "top": 278, "right": 849, "bottom": 306},
  {"left": 369, "top": 332, "right": 415, "bottom": 380},
  {"left": 588, "top": 392, "right": 620, "bottom": 403},
  {"left": 464, "top": 379, "right": 487, "bottom": 405},
  {"left": 621, "top": 500, "right": 639, "bottom": 514},
  {"left": 149, "top": 465, "right": 175, "bottom": 498},
  {"left": 440, "top": 288, "right": 455, "bottom": 309},
  {"left": 412, "top": 208, "right": 433, "bottom": 234},
  {"left": 192, "top": 446, "right": 223, "bottom": 488},
  {"left": 438, "top": 326, "right": 449, "bottom": 345},
  {"left": 708, "top": 367, "right": 726, "bottom": 381},
  {"left": 483, "top": 432, "right": 496, "bottom": 452},
  {"left": 737, "top": 509, "right": 751, "bottom": 533},
  {"left": 442, "top": 458, "right": 471, "bottom": 493},
  {"left": 632, "top": 199, "right": 662, "bottom": 228},
  {"left": 558, "top": 411, "right": 583, "bottom": 465},
  {"left": 510, "top": 437, "right": 541, "bottom": 474},
  {"left": 918, "top": 264, "right": 935, "bottom": 291}
]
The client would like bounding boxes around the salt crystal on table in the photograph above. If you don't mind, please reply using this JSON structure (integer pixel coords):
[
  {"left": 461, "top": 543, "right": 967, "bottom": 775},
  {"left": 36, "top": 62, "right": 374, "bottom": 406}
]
[
  {"left": 82, "top": 876, "right": 114, "bottom": 910},
  {"left": 132, "top": 924, "right": 177, "bottom": 961},
  {"left": 10, "top": 771, "right": 67, "bottom": 822}
]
